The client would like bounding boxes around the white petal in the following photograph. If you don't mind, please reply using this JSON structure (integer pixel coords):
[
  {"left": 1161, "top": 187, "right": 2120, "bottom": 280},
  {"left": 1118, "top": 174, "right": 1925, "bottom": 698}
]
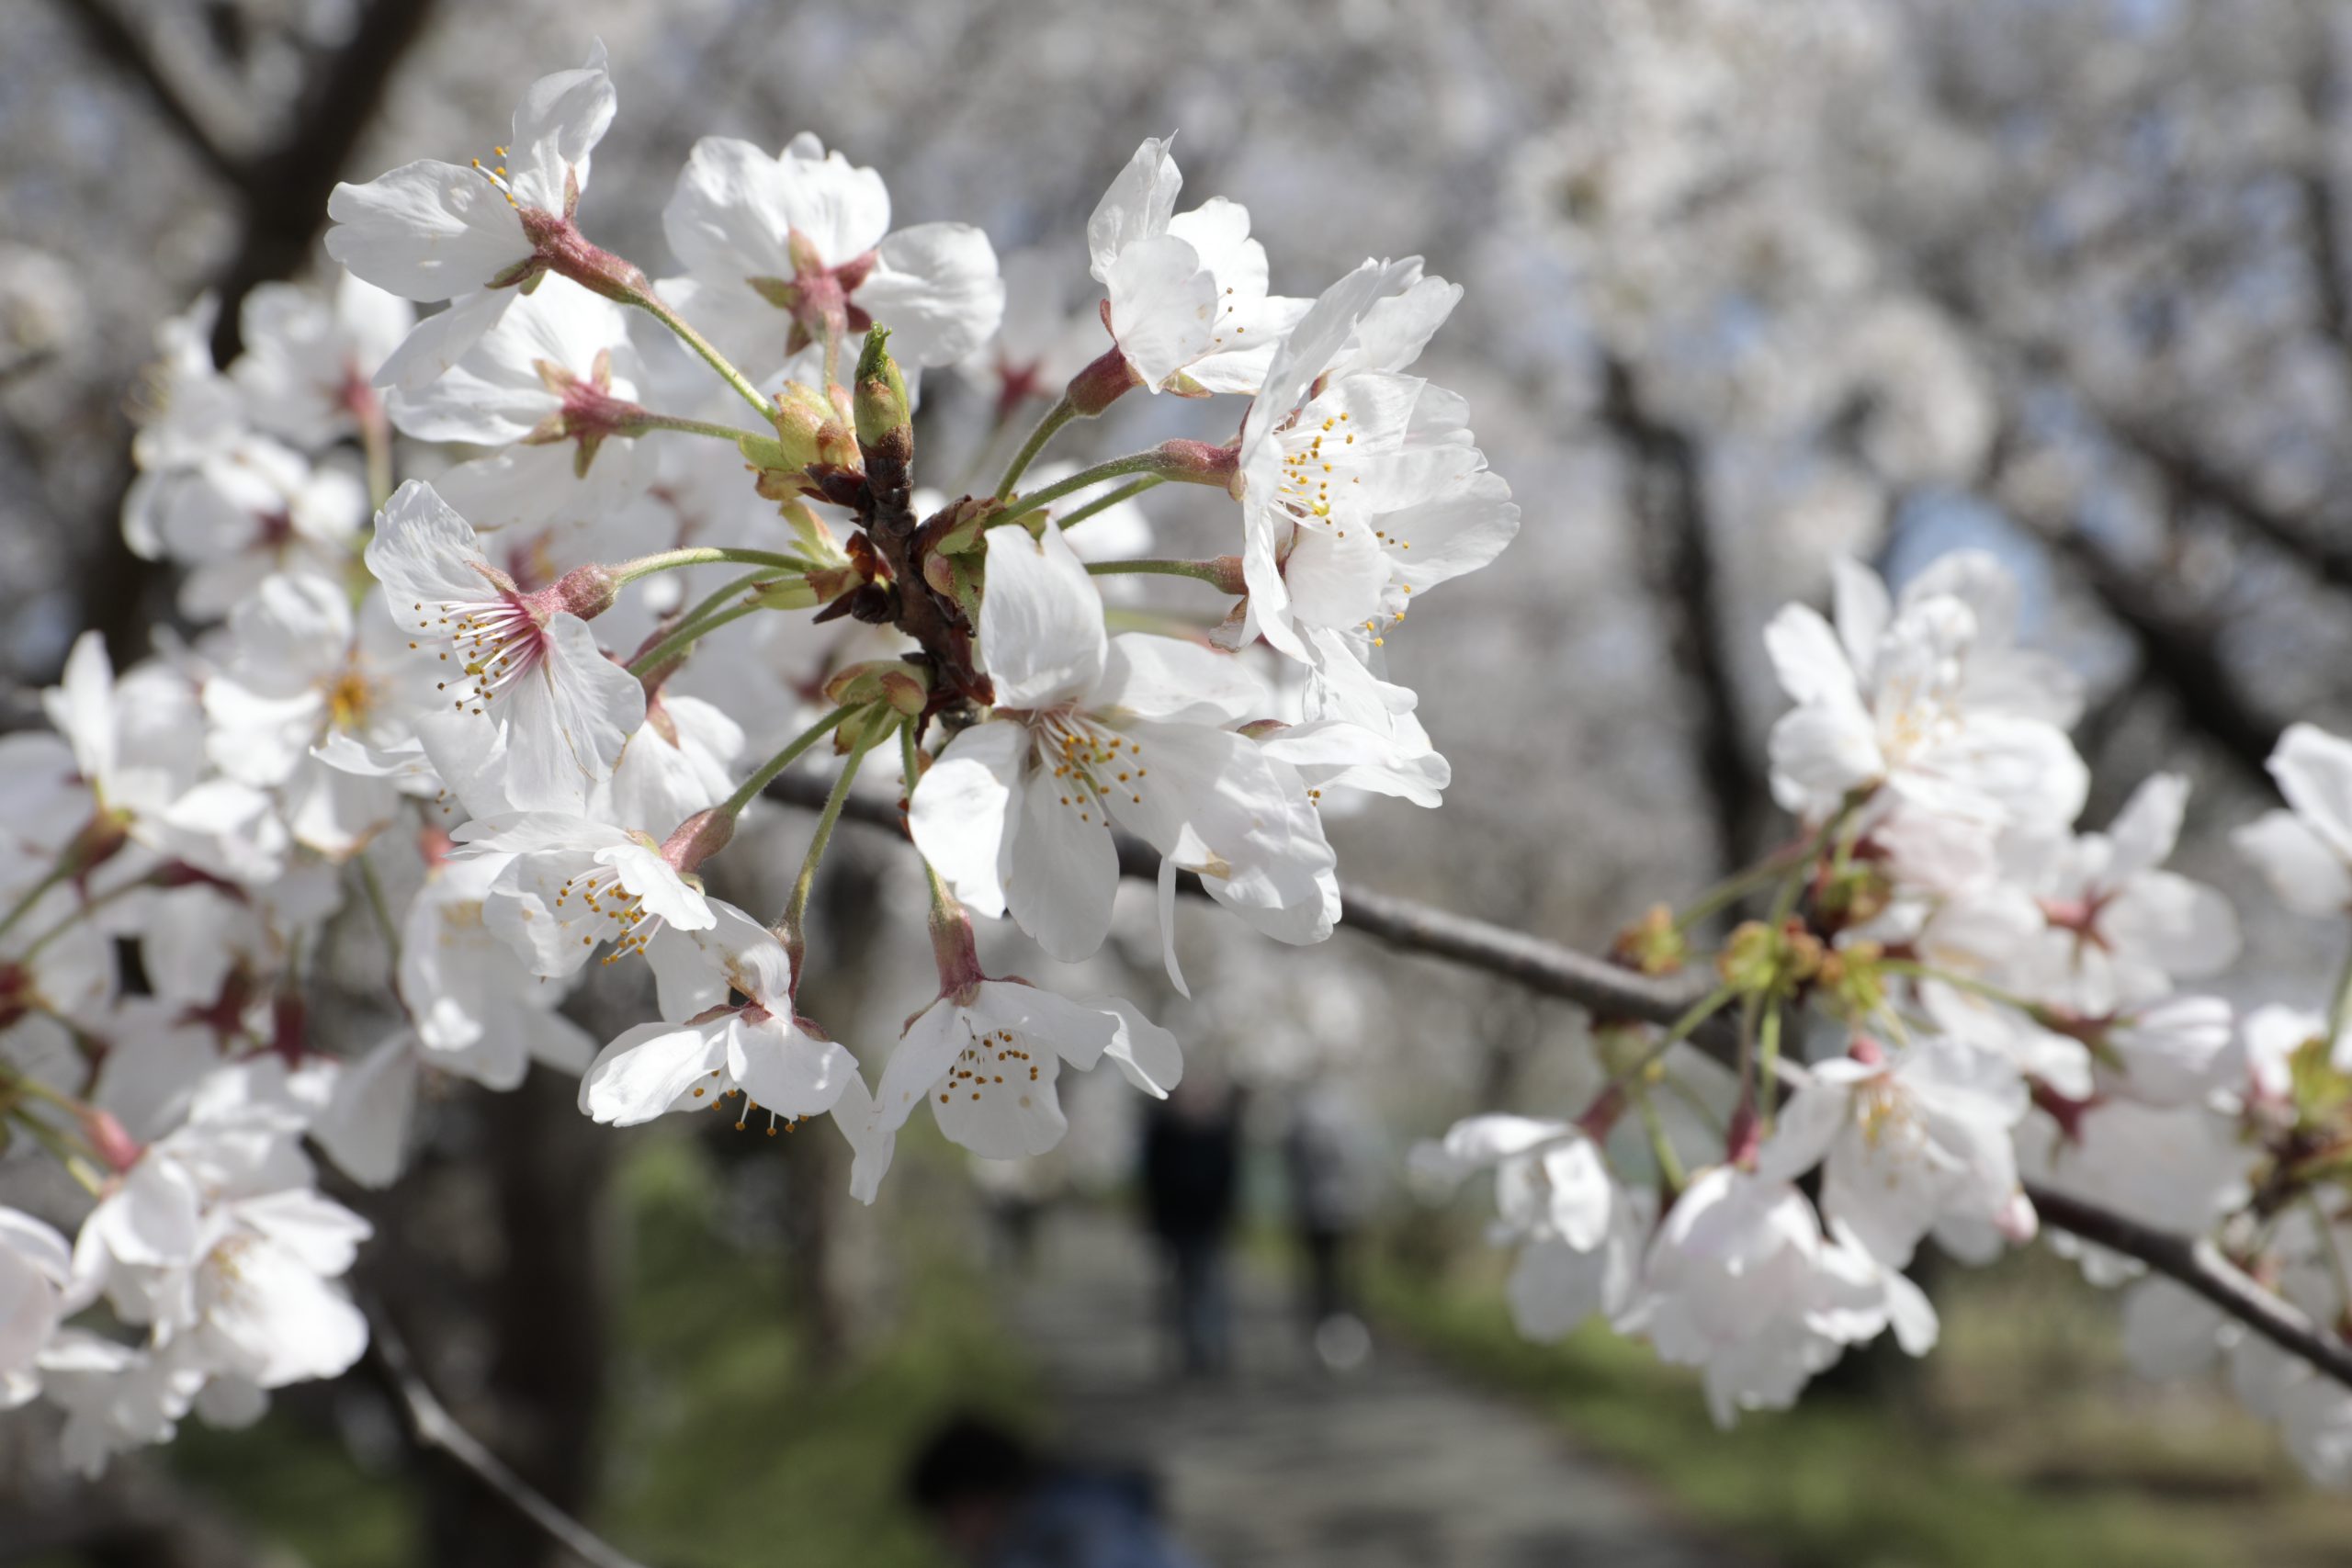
[
  {"left": 978, "top": 521, "right": 1107, "bottom": 707},
  {"left": 578, "top": 1021, "right": 728, "bottom": 1125},
  {"left": 2233, "top": 810, "right": 2352, "bottom": 917},
  {"left": 325, "top": 163, "right": 528, "bottom": 301},
  {"left": 1098, "top": 998, "right": 1183, "bottom": 1097},
  {"left": 2272, "top": 724, "right": 2352, "bottom": 863},
  {"left": 1086, "top": 137, "right": 1182, "bottom": 281},
  {"left": 1103, "top": 234, "right": 1215, "bottom": 389},
  {"left": 1005, "top": 770, "right": 1118, "bottom": 962},
  {"left": 908, "top": 719, "right": 1028, "bottom": 919},
  {"left": 859, "top": 223, "right": 1004, "bottom": 368},
  {"left": 1096, "top": 634, "right": 1263, "bottom": 725},
  {"left": 503, "top": 40, "right": 616, "bottom": 212}
]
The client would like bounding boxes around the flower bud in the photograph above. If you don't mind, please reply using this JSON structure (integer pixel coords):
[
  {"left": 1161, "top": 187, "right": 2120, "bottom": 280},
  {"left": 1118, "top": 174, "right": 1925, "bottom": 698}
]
[
  {"left": 80, "top": 1107, "right": 143, "bottom": 1174},
  {"left": 823, "top": 659, "right": 932, "bottom": 716},
  {"left": 1153, "top": 437, "right": 1241, "bottom": 493},
  {"left": 780, "top": 501, "right": 845, "bottom": 566},
  {"left": 750, "top": 573, "right": 823, "bottom": 612},
  {"left": 741, "top": 381, "right": 863, "bottom": 495},
  {"left": 551, "top": 562, "right": 619, "bottom": 620},
  {"left": 1612, "top": 905, "right": 1688, "bottom": 977},
  {"left": 661, "top": 807, "right": 736, "bottom": 874},
  {"left": 1066, "top": 340, "right": 1143, "bottom": 416},
  {"left": 854, "top": 325, "right": 911, "bottom": 454}
]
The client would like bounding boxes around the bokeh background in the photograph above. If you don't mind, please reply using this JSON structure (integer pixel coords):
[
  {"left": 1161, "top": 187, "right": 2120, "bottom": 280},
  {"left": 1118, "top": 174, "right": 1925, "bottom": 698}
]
[{"left": 8, "top": 0, "right": 2352, "bottom": 1563}]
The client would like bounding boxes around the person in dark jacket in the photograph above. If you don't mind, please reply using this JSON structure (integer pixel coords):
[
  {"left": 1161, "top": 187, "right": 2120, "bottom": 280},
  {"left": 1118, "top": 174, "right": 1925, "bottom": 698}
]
[
  {"left": 1139, "top": 1080, "right": 1243, "bottom": 1378},
  {"left": 907, "top": 1414, "right": 1202, "bottom": 1568}
]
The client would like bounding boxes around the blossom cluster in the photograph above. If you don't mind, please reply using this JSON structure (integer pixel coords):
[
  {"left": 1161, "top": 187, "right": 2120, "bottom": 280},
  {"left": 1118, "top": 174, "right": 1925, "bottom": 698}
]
[
  {"left": 1420, "top": 556, "right": 2352, "bottom": 1477},
  {"left": 0, "top": 44, "right": 1515, "bottom": 1469}
]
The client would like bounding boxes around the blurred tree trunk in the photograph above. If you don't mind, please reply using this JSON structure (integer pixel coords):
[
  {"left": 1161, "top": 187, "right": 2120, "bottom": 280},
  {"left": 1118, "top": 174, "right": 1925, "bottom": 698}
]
[{"left": 420, "top": 1069, "right": 615, "bottom": 1568}]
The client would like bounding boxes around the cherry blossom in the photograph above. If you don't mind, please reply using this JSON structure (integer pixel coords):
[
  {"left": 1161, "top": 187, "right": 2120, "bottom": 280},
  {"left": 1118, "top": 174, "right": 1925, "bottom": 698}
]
[
  {"left": 660, "top": 131, "right": 1003, "bottom": 384},
  {"left": 365, "top": 480, "right": 644, "bottom": 812},
  {"left": 1084, "top": 137, "right": 1307, "bottom": 396},
  {"left": 909, "top": 519, "right": 1336, "bottom": 964},
  {"left": 325, "top": 41, "right": 617, "bottom": 389}
]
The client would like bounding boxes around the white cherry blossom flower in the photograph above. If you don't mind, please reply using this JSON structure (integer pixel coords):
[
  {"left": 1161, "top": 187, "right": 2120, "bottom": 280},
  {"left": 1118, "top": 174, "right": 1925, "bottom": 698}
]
[
  {"left": 1763, "top": 554, "right": 2086, "bottom": 831},
  {"left": 124, "top": 297, "right": 242, "bottom": 477},
  {"left": 399, "top": 850, "right": 594, "bottom": 1089},
  {"left": 44, "top": 635, "right": 288, "bottom": 886},
  {"left": 1235, "top": 257, "right": 1518, "bottom": 660},
  {"left": 2008, "top": 773, "right": 2239, "bottom": 1015},
  {"left": 578, "top": 901, "right": 855, "bottom": 1127},
  {"left": 660, "top": 131, "right": 1003, "bottom": 384},
  {"left": 1084, "top": 137, "right": 1308, "bottom": 396},
  {"left": 457, "top": 808, "right": 718, "bottom": 981},
  {"left": 130, "top": 436, "right": 367, "bottom": 620},
  {"left": 1621, "top": 1166, "right": 1932, "bottom": 1427},
  {"left": 202, "top": 575, "right": 425, "bottom": 858},
  {"left": 388, "top": 276, "right": 663, "bottom": 537},
  {"left": 0, "top": 1208, "right": 73, "bottom": 1408},
  {"left": 365, "top": 480, "right": 644, "bottom": 812},
  {"left": 1410, "top": 1115, "right": 1646, "bottom": 1341},
  {"left": 2017, "top": 1098, "right": 2247, "bottom": 1286},
  {"left": 326, "top": 42, "right": 617, "bottom": 389},
  {"left": 860, "top": 975, "right": 1180, "bottom": 1193},
  {"left": 230, "top": 272, "right": 413, "bottom": 448},
  {"left": 909, "top": 520, "right": 1336, "bottom": 964},
  {"left": 1758, "top": 1036, "right": 2032, "bottom": 1267},
  {"left": 2234, "top": 723, "right": 2352, "bottom": 918}
]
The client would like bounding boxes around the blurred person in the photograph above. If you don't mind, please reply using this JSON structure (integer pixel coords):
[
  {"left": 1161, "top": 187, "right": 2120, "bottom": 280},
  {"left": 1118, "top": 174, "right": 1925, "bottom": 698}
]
[
  {"left": 907, "top": 1413, "right": 1201, "bottom": 1568},
  {"left": 971, "top": 1150, "right": 1063, "bottom": 1271},
  {"left": 1139, "top": 1079, "right": 1244, "bottom": 1378},
  {"left": 1283, "top": 1077, "right": 1383, "bottom": 1372}
]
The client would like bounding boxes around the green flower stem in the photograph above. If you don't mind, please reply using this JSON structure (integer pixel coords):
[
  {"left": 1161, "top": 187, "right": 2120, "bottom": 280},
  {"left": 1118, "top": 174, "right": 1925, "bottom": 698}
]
[
  {"left": 1634, "top": 1084, "right": 1687, "bottom": 1195},
  {"left": 1875, "top": 959, "right": 2036, "bottom": 1012},
  {"left": 626, "top": 603, "right": 762, "bottom": 679},
  {"left": 1674, "top": 839, "right": 1819, "bottom": 932},
  {"left": 994, "top": 395, "right": 1080, "bottom": 500},
  {"left": 630, "top": 410, "right": 761, "bottom": 443},
  {"left": 1054, "top": 476, "right": 1164, "bottom": 532},
  {"left": 624, "top": 288, "right": 774, "bottom": 421},
  {"left": 1758, "top": 1002, "right": 1783, "bottom": 1134},
  {"left": 777, "top": 708, "right": 895, "bottom": 970},
  {"left": 612, "top": 546, "right": 818, "bottom": 586},
  {"left": 1084, "top": 557, "right": 1238, "bottom": 589},
  {"left": 2327, "top": 942, "right": 2352, "bottom": 1049},
  {"left": 1589, "top": 984, "right": 1737, "bottom": 1118},
  {"left": 357, "top": 853, "right": 401, "bottom": 968},
  {"left": 993, "top": 452, "right": 1181, "bottom": 533},
  {"left": 660, "top": 570, "right": 775, "bottom": 645},
  {"left": 900, "top": 719, "right": 925, "bottom": 802},
  {"left": 0, "top": 861, "right": 71, "bottom": 945},
  {"left": 718, "top": 704, "right": 861, "bottom": 822}
]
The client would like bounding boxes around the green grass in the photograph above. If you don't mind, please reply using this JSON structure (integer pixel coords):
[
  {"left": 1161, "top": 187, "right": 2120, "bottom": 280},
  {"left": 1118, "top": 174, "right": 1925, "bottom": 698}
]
[
  {"left": 1373, "top": 1241, "right": 2352, "bottom": 1568},
  {"left": 153, "top": 1130, "right": 1036, "bottom": 1568},
  {"left": 600, "top": 1135, "right": 1037, "bottom": 1568}
]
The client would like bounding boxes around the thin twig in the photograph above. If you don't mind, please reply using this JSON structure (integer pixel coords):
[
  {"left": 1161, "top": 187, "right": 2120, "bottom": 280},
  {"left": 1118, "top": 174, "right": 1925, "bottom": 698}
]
[
  {"left": 364, "top": 1306, "right": 653, "bottom": 1568},
  {"left": 770, "top": 773, "right": 2352, "bottom": 1391}
]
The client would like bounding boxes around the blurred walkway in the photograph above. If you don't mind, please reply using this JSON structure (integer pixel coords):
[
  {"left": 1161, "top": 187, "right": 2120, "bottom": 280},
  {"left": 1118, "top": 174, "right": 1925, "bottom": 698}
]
[{"left": 1005, "top": 1208, "right": 1738, "bottom": 1568}]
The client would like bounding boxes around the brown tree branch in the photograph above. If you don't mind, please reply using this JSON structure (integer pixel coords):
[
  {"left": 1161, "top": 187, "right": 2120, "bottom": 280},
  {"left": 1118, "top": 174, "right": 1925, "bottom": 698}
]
[
  {"left": 51, "top": 0, "right": 249, "bottom": 193},
  {"left": 2030, "top": 513, "right": 2286, "bottom": 781},
  {"left": 365, "top": 1306, "right": 651, "bottom": 1568},
  {"left": 1599, "top": 355, "right": 1758, "bottom": 872},
  {"left": 769, "top": 773, "right": 2352, "bottom": 1391},
  {"left": 207, "top": 0, "right": 441, "bottom": 362}
]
